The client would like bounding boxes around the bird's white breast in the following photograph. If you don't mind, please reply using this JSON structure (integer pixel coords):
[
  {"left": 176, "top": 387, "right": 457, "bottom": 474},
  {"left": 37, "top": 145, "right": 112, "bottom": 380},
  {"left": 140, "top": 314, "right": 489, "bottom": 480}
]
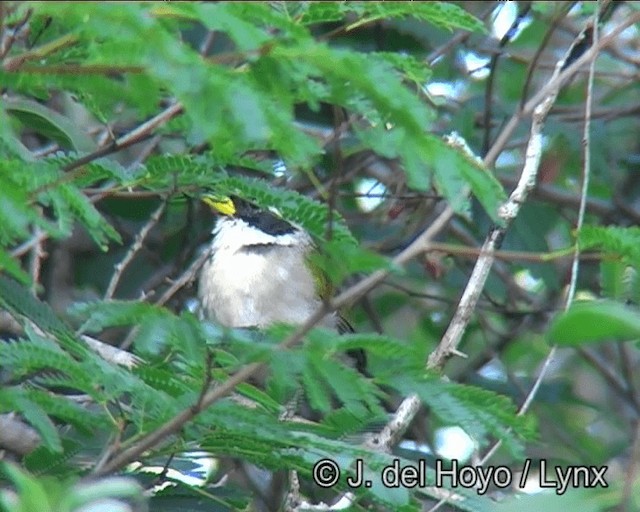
[{"left": 199, "top": 218, "right": 334, "bottom": 329}]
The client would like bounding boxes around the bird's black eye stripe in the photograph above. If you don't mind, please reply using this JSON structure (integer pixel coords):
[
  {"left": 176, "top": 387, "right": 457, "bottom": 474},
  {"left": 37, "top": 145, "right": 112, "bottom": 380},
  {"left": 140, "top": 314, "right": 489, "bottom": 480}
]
[
  {"left": 242, "top": 209, "right": 296, "bottom": 236},
  {"left": 232, "top": 196, "right": 297, "bottom": 236}
]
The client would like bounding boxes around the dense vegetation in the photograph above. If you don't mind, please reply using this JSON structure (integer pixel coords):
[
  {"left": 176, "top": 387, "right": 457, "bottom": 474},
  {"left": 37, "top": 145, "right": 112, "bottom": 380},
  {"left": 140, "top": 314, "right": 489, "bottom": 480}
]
[{"left": 1, "top": 2, "right": 639, "bottom": 511}]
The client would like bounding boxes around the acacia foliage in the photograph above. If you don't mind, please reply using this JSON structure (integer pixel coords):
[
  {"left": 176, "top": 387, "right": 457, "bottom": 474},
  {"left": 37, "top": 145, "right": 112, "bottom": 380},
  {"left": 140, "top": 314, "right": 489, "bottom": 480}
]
[{"left": 1, "top": 2, "right": 639, "bottom": 512}]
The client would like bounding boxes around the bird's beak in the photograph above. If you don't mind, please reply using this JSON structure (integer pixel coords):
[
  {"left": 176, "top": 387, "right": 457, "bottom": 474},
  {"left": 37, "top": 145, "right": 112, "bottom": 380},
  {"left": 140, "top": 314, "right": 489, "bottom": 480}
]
[{"left": 202, "top": 195, "right": 236, "bottom": 216}]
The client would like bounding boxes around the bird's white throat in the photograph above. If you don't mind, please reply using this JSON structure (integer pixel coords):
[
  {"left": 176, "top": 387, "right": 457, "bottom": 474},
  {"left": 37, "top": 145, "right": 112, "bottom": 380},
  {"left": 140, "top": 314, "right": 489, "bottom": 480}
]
[{"left": 211, "top": 217, "right": 310, "bottom": 252}]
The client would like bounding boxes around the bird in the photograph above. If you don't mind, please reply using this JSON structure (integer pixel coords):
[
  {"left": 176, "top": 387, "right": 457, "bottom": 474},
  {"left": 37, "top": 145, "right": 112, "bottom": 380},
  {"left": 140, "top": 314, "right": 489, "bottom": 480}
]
[
  {"left": 198, "top": 194, "right": 338, "bottom": 331},
  {"left": 198, "top": 194, "right": 366, "bottom": 371}
]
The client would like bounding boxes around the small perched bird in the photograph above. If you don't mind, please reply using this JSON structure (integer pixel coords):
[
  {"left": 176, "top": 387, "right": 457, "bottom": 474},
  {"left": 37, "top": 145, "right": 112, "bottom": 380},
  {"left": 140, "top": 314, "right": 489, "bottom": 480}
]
[
  {"left": 198, "top": 195, "right": 338, "bottom": 331},
  {"left": 198, "top": 194, "right": 366, "bottom": 374}
]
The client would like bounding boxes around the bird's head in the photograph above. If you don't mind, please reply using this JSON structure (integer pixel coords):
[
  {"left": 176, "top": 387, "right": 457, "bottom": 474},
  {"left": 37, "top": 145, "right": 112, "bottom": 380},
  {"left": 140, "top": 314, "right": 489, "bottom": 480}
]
[{"left": 201, "top": 194, "right": 298, "bottom": 237}]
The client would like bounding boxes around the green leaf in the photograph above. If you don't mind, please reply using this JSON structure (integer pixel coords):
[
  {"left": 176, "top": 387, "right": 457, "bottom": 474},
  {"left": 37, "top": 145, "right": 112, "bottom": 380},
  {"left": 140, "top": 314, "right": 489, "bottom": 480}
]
[
  {"left": 311, "top": 238, "right": 397, "bottom": 288},
  {"left": 394, "top": 375, "right": 535, "bottom": 457},
  {"left": 171, "top": 3, "right": 271, "bottom": 52},
  {"left": 0, "top": 336, "right": 90, "bottom": 388},
  {"left": 494, "top": 486, "right": 611, "bottom": 512},
  {"left": 433, "top": 135, "right": 506, "bottom": 224},
  {"left": 25, "top": 389, "right": 108, "bottom": 434},
  {"left": 372, "top": 52, "right": 433, "bottom": 85},
  {"left": 352, "top": 2, "right": 487, "bottom": 33},
  {"left": 580, "top": 225, "right": 640, "bottom": 267},
  {"left": 301, "top": 2, "right": 486, "bottom": 33},
  {"left": 71, "top": 300, "right": 191, "bottom": 357},
  {"left": 23, "top": 438, "right": 84, "bottom": 479},
  {"left": 133, "top": 366, "right": 192, "bottom": 398},
  {"left": 298, "top": 3, "right": 351, "bottom": 25},
  {"left": 0, "top": 247, "right": 31, "bottom": 284},
  {"left": 3, "top": 97, "right": 97, "bottom": 153},
  {"left": 0, "top": 181, "right": 34, "bottom": 246},
  {"left": 301, "top": 358, "right": 334, "bottom": 414},
  {"left": 49, "top": 185, "right": 121, "bottom": 251},
  {"left": 71, "top": 300, "right": 169, "bottom": 332},
  {"left": 0, "top": 105, "right": 35, "bottom": 161},
  {"left": 547, "top": 299, "right": 640, "bottom": 346},
  {"left": 0, "top": 275, "right": 87, "bottom": 357}
]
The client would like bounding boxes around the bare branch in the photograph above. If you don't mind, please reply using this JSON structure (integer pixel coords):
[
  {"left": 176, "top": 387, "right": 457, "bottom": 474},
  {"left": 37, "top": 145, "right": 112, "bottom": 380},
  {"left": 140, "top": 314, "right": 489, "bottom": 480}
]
[
  {"left": 427, "top": 7, "right": 612, "bottom": 371},
  {"left": 0, "top": 413, "right": 41, "bottom": 455},
  {"left": 104, "top": 199, "right": 167, "bottom": 300},
  {"left": 82, "top": 335, "right": 142, "bottom": 369},
  {"left": 156, "top": 247, "right": 211, "bottom": 308},
  {"left": 456, "top": 7, "right": 605, "bottom": 507},
  {"left": 374, "top": 10, "right": 630, "bottom": 493},
  {"left": 485, "top": 10, "right": 640, "bottom": 168}
]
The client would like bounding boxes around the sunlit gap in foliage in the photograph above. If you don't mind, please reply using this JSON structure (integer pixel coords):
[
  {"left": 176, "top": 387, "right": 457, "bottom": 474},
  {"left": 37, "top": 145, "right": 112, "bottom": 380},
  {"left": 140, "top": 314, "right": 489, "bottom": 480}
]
[
  {"left": 128, "top": 451, "right": 217, "bottom": 492},
  {"left": 355, "top": 177, "right": 386, "bottom": 213},
  {"left": 515, "top": 269, "right": 545, "bottom": 294},
  {"left": 429, "top": 3, "right": 532, "bottom": 94},
  {"left": 273, "top": 159, "right": 288, "bottom": 178},
  {"left": 463, "top": 52, "right": 491, "bottom": 80},
  {"left": 617, "top": 18, "right": 639, "bottom": 42},
  {"left": 495, "top": 149, "right": 520, "bottom": 169},
  {"left": 496, "top": 135, "right": 549, "bottom": 170},
  {"left": 397, "top": 439, "right": 433, "bottom": 457},
  {"left": 434, "top": 426, "right": 476, "bottom": 462},
  {"left": 491, "top": 1, "right": 531, "bottom": 41},
  {"left": 423, "top": 81, "right": 466, "bottom": 102},
  {"left": 478, "top": 358, "right": 508, "bottom": 383}
]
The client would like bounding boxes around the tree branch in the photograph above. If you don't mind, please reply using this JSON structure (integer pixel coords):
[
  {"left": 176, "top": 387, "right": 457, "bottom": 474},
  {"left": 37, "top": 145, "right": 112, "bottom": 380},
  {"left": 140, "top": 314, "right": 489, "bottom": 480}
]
[{"left": 104, "top": 199, "right": 167, "bottom": 300}]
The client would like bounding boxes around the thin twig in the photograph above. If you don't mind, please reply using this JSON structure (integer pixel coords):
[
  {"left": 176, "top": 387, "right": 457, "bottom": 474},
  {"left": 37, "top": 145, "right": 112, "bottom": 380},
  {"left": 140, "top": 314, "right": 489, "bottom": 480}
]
[
  {"left": 499, "top": 174, "right": 640, "bottom": 224},
  {"left": 92, "top": 428, "right": 125, "bottom": 476},
  {"left": 305, "top": 12, "right": 636, "bottom": 468},
  {"left": 118, "top": 246, "right": 213, "bottom": 351},
  {"left": 30, "top": 101, "right": 184, "bottom": 198},
  {"left": 474, "top": 345, "right": 558, "bottom": 470},
  {"left": 0, "top": 7, "right": 31, "bottom": 59},
  {"left": 566, "top": 16, "right": 599, "bottom": 306},
  {"left": 3, "top": 33, "right": 78, "bottom": 71},
  {"left": 104, "top": 199, "right": 167, "bottom": 300},
  {"left": 427, "top": 242, "right": 603, "bottom": 264},
  {"left": 482, "top": 3, "right": 531, "bottom": 155},
  {"left": 68, "top": 101, "right": 184, "bottom": 173},
  {"left": 520, "top": 3, "right": 576, "bottom": 108},
  {"left": 579, "top": 346, "right": 640, "bottom": 414},
  {"left": 427, "top": 8, "right": 612, "bottom": 371},
  {"left": 485, "top": 10, "right": 640, "bottom": 167},
  {"left": 425, "top": 4, "right": 496, "bottom": 65},
  {"left": 155, "top": 248, "right": 211, "bottom": 308},
  {"left": 128, "top": 134, "right": 162, "bottom": 169},
  {"left": 9, "top": 101, "right": 184, "bottom": 258},
  {"left": 199, "top": 31, "right": 215, "bottom": 56},
  {"left": 28, "top": 225, "right": 46, "bottom": 294}
]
